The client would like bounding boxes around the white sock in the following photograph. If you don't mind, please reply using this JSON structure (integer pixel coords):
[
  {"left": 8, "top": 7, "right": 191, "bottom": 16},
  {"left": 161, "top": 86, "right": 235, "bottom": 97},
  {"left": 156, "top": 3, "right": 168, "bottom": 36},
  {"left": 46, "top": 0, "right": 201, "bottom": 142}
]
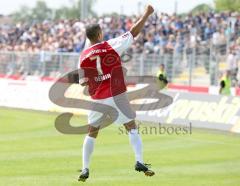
[
  {"left": 82, "top": 135, "right": 95, "bottom": 169},
  {"left": 129, "top": 129, "right": 143, "bottom": 163}
]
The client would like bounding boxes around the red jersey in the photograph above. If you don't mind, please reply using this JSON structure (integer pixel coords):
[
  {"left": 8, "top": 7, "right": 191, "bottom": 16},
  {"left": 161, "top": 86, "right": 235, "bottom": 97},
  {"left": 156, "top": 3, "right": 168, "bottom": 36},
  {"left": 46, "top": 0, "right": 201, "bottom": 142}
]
[{"left": 79, "top": 32, "right": 134, "bottom": 99}]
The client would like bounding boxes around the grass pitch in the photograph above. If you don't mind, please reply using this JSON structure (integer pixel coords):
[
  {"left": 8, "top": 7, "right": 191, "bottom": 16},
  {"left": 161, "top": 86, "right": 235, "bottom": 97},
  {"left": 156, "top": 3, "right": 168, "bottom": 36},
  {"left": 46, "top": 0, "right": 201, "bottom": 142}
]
[{"left": 0, "top": 108, "right": 240, "bottom": 186}]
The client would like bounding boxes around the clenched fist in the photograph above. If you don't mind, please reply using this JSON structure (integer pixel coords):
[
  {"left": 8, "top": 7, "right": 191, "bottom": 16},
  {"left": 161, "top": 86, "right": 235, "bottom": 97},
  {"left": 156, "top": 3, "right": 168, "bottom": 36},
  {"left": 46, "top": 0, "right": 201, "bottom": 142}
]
[{"left": 145, "top": 5, "right": 154, "bottom": 15}]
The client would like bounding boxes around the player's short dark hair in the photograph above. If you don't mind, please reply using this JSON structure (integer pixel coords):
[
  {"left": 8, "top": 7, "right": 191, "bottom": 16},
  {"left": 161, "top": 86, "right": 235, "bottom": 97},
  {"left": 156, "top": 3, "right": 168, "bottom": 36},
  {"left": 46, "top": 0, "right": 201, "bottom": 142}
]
[{"left": 85, "top": 24, "right": 102, "bottom": 41}]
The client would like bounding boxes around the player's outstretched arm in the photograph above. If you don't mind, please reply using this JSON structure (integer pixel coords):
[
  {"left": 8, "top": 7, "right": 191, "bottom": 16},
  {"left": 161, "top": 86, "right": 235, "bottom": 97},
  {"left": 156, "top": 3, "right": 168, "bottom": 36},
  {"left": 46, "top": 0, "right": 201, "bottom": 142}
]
[{"left": 130, "top": 5, "right": 154, "bottom": 38}]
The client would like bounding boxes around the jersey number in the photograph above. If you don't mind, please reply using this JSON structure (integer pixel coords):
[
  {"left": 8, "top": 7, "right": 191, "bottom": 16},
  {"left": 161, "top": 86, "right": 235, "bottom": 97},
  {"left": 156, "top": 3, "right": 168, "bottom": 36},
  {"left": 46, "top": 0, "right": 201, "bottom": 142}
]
[{"left": 90, "top": 55, "right": 103, "bottom": 75}]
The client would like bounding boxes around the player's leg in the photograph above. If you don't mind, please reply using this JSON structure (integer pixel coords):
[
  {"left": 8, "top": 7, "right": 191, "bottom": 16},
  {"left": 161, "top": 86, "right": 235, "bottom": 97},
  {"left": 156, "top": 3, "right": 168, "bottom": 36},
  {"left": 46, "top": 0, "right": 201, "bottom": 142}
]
[
  {"left": 78, "top": 126, "right": 100, "bottom": 182},
  {"left": 82, "top": 126, "right": 99, "bottom": 170},
  {"left": 124, "top": 120, "right": 143, "bottom": 163},
  {"left": 124, "top": 120, "right": 155, "bottom": 176},
  {"left": 113, "top": 92, "right": 154, "bottom": 176}
]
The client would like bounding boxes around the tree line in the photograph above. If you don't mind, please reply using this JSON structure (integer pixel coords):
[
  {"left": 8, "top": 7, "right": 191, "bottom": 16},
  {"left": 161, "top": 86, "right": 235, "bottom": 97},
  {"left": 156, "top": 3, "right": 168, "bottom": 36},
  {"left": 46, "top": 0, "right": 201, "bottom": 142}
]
[
  {"left": 10, "top": 0, "right": 240, "bottom": 23},
  {"left": 12, "top": 0, "right": 96, "bottom": 22}
]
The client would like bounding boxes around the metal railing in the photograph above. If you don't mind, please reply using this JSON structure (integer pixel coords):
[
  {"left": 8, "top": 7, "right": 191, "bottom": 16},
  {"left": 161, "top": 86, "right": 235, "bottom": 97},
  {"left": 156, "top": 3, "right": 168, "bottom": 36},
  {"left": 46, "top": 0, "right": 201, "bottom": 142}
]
[{"left": 0, "top": 51, "right": 79, "bottom": 78}]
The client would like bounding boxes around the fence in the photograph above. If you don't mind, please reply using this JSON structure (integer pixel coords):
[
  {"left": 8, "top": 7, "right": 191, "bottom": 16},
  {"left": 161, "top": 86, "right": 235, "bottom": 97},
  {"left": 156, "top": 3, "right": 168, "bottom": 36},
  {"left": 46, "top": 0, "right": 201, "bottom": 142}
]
[{"left": 0, "top": 47, "right": 229, "bottom": 86}]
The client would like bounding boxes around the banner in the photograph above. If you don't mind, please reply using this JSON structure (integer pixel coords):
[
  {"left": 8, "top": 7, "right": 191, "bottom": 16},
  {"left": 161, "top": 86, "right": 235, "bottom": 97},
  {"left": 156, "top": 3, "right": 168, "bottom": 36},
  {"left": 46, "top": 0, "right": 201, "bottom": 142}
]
[
  {"left": 137, "top": 91, "right": 240, "bottom": 133},
  {"left": 0, "top": 79, "right": 239, "bottom": 133}
]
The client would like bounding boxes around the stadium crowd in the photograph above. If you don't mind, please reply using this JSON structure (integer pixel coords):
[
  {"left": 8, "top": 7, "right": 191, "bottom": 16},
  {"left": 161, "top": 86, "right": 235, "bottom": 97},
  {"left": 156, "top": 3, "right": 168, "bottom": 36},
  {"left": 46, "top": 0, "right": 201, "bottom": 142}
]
[
  {"left": 0, "top": 12, "right": 240, "bottom": 86},
  {"left": 0, "top": 12, "right": 239, "bottom": 54}
]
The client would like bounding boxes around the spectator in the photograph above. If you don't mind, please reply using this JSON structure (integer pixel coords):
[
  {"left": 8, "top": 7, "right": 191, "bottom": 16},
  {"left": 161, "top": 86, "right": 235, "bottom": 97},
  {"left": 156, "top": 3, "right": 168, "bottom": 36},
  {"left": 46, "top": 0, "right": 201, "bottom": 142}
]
[{"left": 227, "top": 48, "right": 238, "bottom": 85}]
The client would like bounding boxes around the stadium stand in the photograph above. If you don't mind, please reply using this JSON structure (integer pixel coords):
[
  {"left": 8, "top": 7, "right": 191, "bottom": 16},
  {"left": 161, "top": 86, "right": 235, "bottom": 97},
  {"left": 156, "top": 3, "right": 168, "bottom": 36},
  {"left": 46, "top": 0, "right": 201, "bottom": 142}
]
[{"left": 0, "top": 12, "right": 239, "bottom": 87}]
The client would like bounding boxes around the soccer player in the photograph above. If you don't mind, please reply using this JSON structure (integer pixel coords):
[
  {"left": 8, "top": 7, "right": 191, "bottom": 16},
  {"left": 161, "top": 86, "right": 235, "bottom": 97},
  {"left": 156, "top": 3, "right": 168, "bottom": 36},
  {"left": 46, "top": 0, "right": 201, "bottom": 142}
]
[{"left": 78, "top": 5, "right": 155, "bottom": 182}]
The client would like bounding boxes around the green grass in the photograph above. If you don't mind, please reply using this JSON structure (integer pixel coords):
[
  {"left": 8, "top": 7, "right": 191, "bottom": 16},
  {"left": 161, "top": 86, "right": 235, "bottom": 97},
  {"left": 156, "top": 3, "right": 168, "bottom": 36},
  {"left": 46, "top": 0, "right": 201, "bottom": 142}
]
[{"left": 0, "top": 108, "right": 240, "bottom": 186}]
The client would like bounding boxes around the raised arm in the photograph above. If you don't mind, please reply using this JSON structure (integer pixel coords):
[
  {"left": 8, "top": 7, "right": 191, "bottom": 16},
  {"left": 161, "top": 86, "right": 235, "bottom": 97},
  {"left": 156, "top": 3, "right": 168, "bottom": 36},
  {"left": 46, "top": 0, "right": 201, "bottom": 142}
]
[{"left": 130, "top": 5, "right": 154, "bottom": 38}]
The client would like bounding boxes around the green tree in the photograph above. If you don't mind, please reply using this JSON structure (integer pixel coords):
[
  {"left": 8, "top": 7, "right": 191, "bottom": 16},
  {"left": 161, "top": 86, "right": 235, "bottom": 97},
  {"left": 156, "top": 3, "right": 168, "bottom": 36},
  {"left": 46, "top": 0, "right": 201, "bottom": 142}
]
[
  {"left": 31, "top": 1, "right": 52, "bottom": 21},
  {"left": 215, "top": 0, "right": 240, "bottom": 11},
  {"left": 191, "top": 4, "right": 213, "bottom": 15},
  {"left": 12, "top": 0, "right": 97, "bottom": 22},
  {"left": 12, "top": 1, "right": 52, "bottom": 22},
  {"left": 54, "top": 0, "right": 97, "bottom": 20},
  {"left": 12, "top": 6, "right": 32, "bottom": 22}
]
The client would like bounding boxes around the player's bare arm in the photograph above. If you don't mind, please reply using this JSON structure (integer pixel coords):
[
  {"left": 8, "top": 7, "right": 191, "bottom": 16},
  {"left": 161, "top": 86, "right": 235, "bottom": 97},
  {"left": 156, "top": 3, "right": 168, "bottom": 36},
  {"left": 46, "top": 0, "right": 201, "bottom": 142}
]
[{"left": 130, "top": 5, "right": 154, "bottom": 38}]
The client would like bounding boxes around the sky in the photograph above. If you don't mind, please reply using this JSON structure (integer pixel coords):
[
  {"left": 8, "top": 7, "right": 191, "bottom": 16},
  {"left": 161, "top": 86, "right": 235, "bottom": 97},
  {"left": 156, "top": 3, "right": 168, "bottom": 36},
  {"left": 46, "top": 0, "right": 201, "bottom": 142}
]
[{"left": 0, "top": 0, "right": 214, "bottom": 16}]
